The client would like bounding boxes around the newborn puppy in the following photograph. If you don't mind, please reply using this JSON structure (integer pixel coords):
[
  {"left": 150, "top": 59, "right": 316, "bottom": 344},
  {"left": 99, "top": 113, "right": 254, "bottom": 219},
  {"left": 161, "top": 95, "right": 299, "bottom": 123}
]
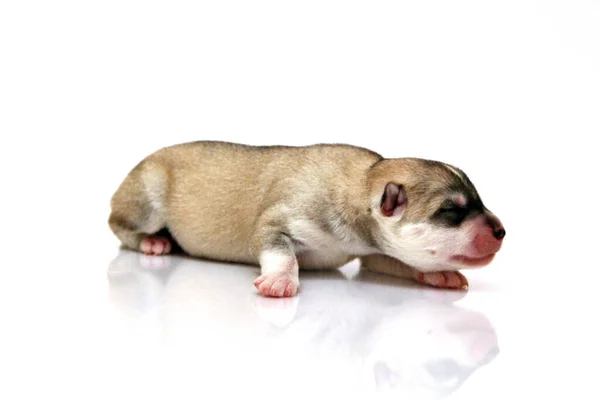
[{"left": 108, "top": 141, "right": 505, "bottom": 297}]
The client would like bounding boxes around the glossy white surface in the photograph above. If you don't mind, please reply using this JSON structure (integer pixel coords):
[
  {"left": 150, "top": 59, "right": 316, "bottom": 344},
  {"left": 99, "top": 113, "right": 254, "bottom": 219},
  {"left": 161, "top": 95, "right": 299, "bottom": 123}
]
[
  {"left": 2, "top": 1, "right": 600, "bottom": 399},
  {"left": 4, "top": 237, "right": 600, "bottom": 399}
]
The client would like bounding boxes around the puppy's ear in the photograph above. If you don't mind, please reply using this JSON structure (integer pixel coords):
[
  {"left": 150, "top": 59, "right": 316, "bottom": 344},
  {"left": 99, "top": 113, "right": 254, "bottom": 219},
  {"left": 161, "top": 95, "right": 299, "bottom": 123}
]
[{"left": 380, "top": 183, "right": 407, "bottom": 217}]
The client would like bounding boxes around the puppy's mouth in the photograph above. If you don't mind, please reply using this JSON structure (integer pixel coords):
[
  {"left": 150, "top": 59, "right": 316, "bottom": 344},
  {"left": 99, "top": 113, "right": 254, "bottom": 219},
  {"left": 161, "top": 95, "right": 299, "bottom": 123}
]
[{"left": 450, "top": 253, "right": 496, "bottom": 267}]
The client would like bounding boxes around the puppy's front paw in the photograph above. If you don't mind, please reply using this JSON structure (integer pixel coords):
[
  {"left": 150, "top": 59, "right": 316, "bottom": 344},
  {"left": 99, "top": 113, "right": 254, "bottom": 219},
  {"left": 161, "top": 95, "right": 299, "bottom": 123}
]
[
  {"left": 414, "top": 271, "right": 468, "bottom": 290},
  {"left": 253, "top": 273, "right": 299, "bottom": 297},
  {"left": 140, "top": 237, "right": 172, "bottom": 256}
]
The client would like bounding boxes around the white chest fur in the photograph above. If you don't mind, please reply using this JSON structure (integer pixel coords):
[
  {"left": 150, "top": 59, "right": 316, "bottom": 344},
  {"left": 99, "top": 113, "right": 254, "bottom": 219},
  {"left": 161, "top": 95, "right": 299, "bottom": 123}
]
[{"left": 288, "top": 218, "right": 377, "bottom": 257}]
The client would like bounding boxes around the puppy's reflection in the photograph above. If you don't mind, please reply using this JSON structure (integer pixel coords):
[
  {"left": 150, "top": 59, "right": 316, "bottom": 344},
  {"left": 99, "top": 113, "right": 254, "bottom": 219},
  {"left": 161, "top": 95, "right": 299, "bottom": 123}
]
[
  {"left": 107, "top": 250, "right": 498, "bottom": 398},
  {"left": 354, "top": 272, "right": 498, "bottom": 396}
]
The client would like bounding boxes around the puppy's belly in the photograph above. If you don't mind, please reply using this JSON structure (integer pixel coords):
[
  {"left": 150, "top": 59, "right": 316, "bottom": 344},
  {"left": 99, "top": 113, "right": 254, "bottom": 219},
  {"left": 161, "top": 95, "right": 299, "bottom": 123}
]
[
  {"left": 160, "top": 172, "right": 261, "bottom": 264},
  {"left": 165, "top": 216, "right": 257, "bottom": 265},
  {"left": 296, "top": 249, "right": 354, "bottom": 270}
]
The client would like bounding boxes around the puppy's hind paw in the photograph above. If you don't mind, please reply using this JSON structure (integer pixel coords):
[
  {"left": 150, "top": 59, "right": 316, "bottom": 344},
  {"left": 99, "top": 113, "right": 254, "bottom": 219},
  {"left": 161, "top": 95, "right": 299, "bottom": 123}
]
[{"left": 140, "top": 236, "right": 172, "bottom": 256}]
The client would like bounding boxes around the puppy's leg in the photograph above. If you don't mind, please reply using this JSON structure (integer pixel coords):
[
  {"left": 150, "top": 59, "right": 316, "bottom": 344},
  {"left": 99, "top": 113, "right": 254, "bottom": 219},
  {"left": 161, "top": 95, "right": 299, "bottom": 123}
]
[
  {"left": 360, "top": 254, "right": 468, "bottom": 290},
  {"left": 251, "top": 228, "right": 299, "bottom": 298},
  {"left": 108, "top": 161, "right": 172, "bottom": 256}
]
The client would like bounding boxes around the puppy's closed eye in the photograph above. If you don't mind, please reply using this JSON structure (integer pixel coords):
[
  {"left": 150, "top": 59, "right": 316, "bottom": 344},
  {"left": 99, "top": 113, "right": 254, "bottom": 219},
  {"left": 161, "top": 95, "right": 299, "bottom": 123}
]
[{"left": 434, "top": 205, "right": 468, "bottom": 227}]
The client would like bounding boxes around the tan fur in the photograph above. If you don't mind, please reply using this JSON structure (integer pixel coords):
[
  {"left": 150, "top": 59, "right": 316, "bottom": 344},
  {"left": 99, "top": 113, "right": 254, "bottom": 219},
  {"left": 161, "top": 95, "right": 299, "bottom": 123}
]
[
  {"left": 110, "top": 141, "right": 380, "bottom": 265},
  {"left": 109, "top": 140, "right": 503, "bottom": 295}
]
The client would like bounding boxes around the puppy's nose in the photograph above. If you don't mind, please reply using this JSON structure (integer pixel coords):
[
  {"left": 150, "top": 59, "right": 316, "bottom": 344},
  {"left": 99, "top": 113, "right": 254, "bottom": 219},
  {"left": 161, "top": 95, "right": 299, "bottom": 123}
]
[{"left": 493, "top": 228, "right": 506, "bottom": 240}]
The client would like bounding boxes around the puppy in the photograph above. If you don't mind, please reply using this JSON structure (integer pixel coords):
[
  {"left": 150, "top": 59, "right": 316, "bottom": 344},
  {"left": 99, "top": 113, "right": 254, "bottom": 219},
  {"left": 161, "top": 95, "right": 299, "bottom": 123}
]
[{"left": 108, "top": 141, "right": 505, "bottom": 297}]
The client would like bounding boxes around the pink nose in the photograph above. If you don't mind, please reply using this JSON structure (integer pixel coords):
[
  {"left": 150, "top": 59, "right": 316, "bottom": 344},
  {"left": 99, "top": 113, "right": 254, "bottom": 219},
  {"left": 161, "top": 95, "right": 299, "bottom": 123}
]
[
  {"left": 474, "top": 231, "right": 503, "bottom": 255},
  {"left": 485, "top": 212, "right": 506, "bottom": 240}
]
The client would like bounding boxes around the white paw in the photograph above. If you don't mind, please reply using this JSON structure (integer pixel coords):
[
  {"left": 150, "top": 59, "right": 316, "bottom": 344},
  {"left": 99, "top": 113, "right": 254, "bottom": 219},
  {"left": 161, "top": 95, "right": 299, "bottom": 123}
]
[{"left": 253, "top": 272, "right": 299, "bottom": 297}]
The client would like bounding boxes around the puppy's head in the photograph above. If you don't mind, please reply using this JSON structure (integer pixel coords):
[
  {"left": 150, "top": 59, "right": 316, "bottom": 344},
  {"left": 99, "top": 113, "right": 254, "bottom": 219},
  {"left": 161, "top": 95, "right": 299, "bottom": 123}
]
[{"left": 368, "top": 158, "right": 505, "bottom": 272}]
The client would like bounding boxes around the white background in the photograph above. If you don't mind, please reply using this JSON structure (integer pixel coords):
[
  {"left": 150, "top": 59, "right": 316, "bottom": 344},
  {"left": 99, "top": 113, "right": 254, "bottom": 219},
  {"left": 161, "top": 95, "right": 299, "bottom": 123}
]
[{"left": 1, "top": 1, "right": 599, "bottom": 399}]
